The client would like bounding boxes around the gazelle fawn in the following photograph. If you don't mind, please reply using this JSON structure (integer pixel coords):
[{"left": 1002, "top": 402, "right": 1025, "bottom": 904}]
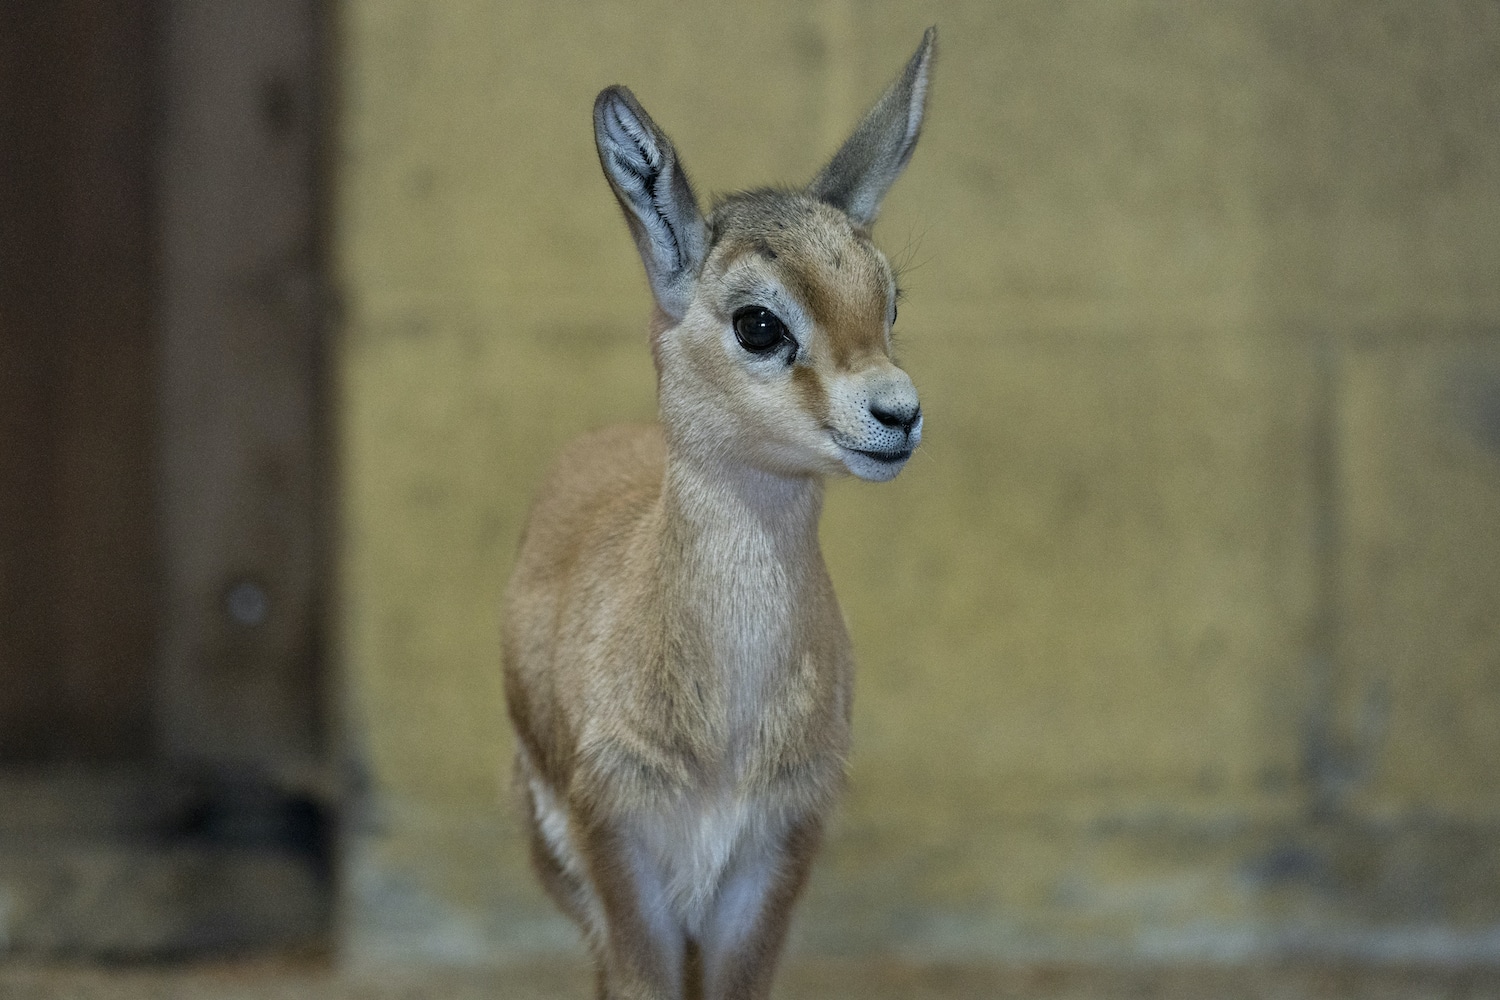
[{"left": 502, "top": 28, "right": 936, "bottom": 1000}]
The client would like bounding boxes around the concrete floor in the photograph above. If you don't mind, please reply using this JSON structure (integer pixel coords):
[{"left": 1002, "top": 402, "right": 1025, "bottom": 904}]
[{"left": 3, "top": 960, "right": 1500, "bottom": 999}]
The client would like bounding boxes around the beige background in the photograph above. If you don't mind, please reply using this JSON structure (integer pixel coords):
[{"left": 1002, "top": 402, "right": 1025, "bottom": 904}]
[{"left": 335, "top": 1, "right": 1500, "bottom": 964}]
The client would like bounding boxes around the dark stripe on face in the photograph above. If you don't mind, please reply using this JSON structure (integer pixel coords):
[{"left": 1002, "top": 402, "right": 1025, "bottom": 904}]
[
  {"left": 776, "top": 238, "right": 889, "bottom": 369},
  {"left": 791, "top": 364, "right": 828, "bottom": 424}
]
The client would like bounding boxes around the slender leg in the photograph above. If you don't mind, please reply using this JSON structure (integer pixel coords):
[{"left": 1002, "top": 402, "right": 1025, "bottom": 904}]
[
  {"left": 578, "top": 811, "right": 686, "bottom": 1000},
  {"left": 516, "top": 755, "right": 606, "bottom": 949},
  {"left": 699, "top": 816, "right": 823, "bottom": 1000},
  {"left": 525, "top": 779, "right": 594, "bottom": 929}
]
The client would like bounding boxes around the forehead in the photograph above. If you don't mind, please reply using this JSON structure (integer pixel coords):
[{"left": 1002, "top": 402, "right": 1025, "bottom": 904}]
[{"left": 708, "top": 192, "right": 891, "bottom": 356}]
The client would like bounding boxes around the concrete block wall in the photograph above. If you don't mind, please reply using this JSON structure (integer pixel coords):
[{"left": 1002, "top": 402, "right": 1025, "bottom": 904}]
[{"left": 334, "top": 1, "right": 1500, "bottom": 964}]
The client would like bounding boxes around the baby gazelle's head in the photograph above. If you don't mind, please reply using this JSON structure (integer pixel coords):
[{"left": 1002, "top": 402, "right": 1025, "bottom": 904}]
[
  {"left": 656, "top": 193, "right": 920, "bottom": 481},
  {"left": 595, "top": 28, "right": 934, "bottom": 482}
]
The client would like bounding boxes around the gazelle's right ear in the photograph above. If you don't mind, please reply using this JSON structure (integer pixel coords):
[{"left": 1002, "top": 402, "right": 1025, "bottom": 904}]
[
  {"left": 594, "top": 86, "right": 708, "bottom": 321},
  {"left": 807, "top": 26, "right": 936, "bottom": 228}
]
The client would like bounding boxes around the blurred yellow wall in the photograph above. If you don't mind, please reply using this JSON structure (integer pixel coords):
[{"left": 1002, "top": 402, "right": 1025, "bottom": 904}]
[{"left": 335, "top": 1, "right": 1500, "bottom": 963}]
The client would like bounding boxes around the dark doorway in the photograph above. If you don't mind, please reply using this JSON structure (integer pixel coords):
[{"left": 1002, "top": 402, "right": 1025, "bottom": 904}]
[{"left": 0, "top": 1, "right": 333, "bottom": 957}]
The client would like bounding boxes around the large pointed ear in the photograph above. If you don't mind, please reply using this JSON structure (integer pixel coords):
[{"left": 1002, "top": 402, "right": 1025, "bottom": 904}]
[
  {"left": 807, "top": 26, "right": 936, "bottom": 227},
  {"left": 594, "top": 86, "right": 708, "bottom": 320}
]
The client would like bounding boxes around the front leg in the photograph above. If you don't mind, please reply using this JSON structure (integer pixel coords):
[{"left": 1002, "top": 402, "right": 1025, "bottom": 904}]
[
  {"left": 698, "top": 815, "right": 824, "bottom": 1000},
  {"left": 577, "top": 809, "right": 687, "bottom": 1000}
]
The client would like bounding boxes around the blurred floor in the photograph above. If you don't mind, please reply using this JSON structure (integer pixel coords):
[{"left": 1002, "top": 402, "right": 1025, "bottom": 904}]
[{"left": 3, "top": 959, "right": 1500, "bottom": 999}]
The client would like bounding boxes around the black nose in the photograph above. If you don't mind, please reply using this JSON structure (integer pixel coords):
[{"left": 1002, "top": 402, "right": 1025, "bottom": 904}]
[{"left": 870, "top": 402, "right": 921, "bottom": 433}]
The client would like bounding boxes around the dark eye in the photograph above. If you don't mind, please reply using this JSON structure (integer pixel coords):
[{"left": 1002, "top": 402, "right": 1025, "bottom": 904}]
[
  {"left": 732, "top": 306, "right": 790, "bottom": 354},
  {"left": 891, "top": 304, "right": 898, "bottom": 325}
]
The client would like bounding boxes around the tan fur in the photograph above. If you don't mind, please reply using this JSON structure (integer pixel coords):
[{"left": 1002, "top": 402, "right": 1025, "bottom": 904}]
[{"left": 503, "top": 29, "right": 935, "bottom": 1000}]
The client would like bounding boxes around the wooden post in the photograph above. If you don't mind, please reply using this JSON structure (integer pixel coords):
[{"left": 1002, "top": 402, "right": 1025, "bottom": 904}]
[{"left": 156, "top": 0, "right": 329, "bottom": 787}]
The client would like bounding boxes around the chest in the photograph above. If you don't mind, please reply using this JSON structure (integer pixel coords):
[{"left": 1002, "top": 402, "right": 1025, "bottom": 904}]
[
  {"left": 631, "top": 787, "right": 774, "bottom": 933},
  {"left": 668, "top": 532, "right": 836, "bottom": 708}
]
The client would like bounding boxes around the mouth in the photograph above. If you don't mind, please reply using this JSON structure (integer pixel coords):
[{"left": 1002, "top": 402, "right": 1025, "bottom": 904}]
[
  {"left": 846, "top": 445, "right": 912, "bottom": 465},
  {"left": 832, "top": 436, "right": 915, "bottom": 482}
]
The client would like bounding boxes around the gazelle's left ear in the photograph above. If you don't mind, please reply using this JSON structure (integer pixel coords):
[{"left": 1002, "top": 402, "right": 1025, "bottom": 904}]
[
  {"left": 595, "top": 86, "right": 708, "bottom": 320},
  {"left": 807, "top": 26, "right": 935, "bottom": 228}
]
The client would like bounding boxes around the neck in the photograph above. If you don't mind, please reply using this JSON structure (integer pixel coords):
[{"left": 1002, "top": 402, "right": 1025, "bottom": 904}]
[
  {"left": 655, "top": 442, "right": 827, "bottom": 735},
  {"left": 660, "top": 445, "right": 825, "bottom": 563}
]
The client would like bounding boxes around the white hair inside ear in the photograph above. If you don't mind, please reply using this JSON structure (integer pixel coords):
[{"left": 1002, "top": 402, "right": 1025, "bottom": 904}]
[{"left": 593, "top": 86, "right": 708, "bottom": 320}]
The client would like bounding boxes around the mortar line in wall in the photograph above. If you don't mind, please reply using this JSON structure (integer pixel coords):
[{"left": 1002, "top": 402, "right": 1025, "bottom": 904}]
[
  {"left": 468, "top": 291, "right": 1500, "bottom": 332},
  {"left": 1302, "top": 326, "right": 1347, "bottom": 823}
]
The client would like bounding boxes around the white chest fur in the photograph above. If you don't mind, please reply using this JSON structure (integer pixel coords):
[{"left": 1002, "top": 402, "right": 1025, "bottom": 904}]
[
  {"left": 525, "top": 750, "right": 778, "bottom": 940},
  {"left": 632, "top": 788, "right": 775, "bottom": 935}
]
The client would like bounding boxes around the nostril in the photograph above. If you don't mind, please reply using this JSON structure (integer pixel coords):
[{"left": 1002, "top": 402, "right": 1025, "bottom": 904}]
[{"left": 870, "top": 402, "right": 920, "bottom": 432}]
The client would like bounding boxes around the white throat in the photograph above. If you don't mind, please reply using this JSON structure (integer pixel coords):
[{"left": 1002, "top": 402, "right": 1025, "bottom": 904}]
[{"left": 660, "top": 451, "right": 825, "bottom": 724}]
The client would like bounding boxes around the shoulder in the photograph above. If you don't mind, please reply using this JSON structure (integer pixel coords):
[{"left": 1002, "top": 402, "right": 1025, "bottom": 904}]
[{"left": 511, "top": 423, "right": 665, "bottom": 565}]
